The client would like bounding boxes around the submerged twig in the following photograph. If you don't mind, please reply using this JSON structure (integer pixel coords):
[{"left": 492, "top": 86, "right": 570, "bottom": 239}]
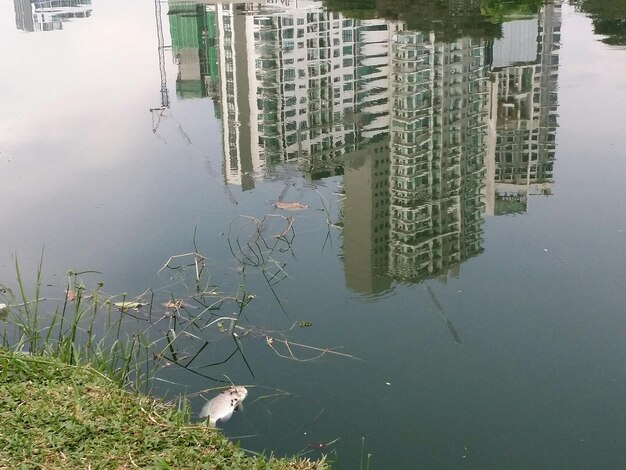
[
  {"left": 264, "top": 335, "right": 360, "bottom": 362},
  {"left": 426, "top": 285, "right": 462, "bottom": 344}
]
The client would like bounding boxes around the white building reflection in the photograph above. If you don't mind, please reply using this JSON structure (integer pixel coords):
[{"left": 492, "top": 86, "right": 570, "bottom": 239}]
[
  {"left": 166, "top": 0, "right": 562, "bottom": 293},
  {"left": 13, "top": 0, "right": 92, "bottom": 32},
  {"left": 486, "top": 1, "right": 561, "bottom": 216}
]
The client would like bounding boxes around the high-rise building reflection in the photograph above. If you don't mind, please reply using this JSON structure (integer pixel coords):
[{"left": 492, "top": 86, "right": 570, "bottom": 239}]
[
  {"left": 387, "top": 32, "right": 488, "bottom": 282},
  {"left": 168, "top": 3, "right": 219, "bottom": 101},
  {"left": 163, "top": 1, "right": 562, "bottom": 294},
  {"left": 14, "top": 0, "right": 92, "bottom": 32},
  {"left": 485, "top": 1, "right": 561, "bottom": 216},
  {"left": 342, "top": 137, "right": 393, "bottom": 294}
]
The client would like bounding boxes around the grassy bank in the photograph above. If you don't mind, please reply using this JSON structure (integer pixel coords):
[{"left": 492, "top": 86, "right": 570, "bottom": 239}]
[{"left": 0, "top": 349, "right": 328, "bottom": 469}]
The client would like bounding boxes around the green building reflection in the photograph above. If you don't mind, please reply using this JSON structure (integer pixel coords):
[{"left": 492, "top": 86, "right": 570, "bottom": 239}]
[{"left": 168, "top": 2, "right": 219, "bottom": 100}]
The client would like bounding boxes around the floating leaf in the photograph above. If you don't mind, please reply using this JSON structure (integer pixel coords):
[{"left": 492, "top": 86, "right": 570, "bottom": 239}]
[
  {"left": 274, "top": 201, "right": 308, "bottom": 211},
  {"left": 65, "top": 289, "right": 77, "bottom": 302},
  {"left": 163, "top": 299, "right": 184, "bottom": 309}
]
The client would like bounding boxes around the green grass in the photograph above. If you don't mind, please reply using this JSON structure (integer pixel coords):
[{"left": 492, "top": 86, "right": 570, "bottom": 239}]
[{"left": 0, "top": 349, "right": 329, "bottom": 469}]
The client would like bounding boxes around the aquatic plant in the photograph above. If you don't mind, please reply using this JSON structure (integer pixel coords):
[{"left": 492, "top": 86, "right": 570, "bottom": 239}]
[
  {"left": 0, "top": 217, "right": 356, "bottom": 392},
  {"left": 0, "top": 260, "right": 158, "bottom": 391}
]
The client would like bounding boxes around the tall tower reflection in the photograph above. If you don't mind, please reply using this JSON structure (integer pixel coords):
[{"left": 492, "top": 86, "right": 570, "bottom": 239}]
[
  {"left": 168, "top": 3, "right": 219, "bottom": 100},
  {"left": 485, "top": 1, "right": 561, "bottom": 215},
  {"left": 191, "top": 1, "right": 398, "bottom": 191},
  {"left": 342, "top": 137, "right": 393, "bottom": 294},
  {"left": 388, "top": 32, "right": 488, "bottom": 282},
  {"left": 167, "top": 2, "right": 259, "bottom": 189},
  {"left": 245, "top": 3, "right": 394, "bottom": 177}
]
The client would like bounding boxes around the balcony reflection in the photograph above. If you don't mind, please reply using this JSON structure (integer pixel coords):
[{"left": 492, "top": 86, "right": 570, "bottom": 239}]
[{"left": 14, "top": 0, "right": 92, "bottom": 32}]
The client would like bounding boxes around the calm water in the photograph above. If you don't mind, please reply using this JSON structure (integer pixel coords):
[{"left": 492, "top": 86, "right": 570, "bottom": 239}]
[{"left": 2, "top": 1, "right": 626, "bottom": 468}]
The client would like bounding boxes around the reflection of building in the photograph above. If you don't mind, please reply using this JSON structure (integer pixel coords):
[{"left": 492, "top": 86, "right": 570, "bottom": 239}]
[
  {"left": 388, "top": 31, "right": 488, "bottom": 282},
  {"left": 165, "top": 1, "right": 562, "bottom": 294},
  {"left": 212, "top": 3, "right": 258, "bottom": 189},
  {"left": 195, "top": 1, "right": 491, "bottom": 292},
  {"left": 166, "top": 2, "right": 257, "bottom": 189},
  {"left": 247, "top": 5, "right": 394, "bottom": 177},
  {"left": 14, "top": 0, "right": 93, "bottom": 32},
  {"left": 168, "top": 3, "right": 219, "bottom": 100},
  {"left": 342, "top": 138, "right": 392, "bottom": 294},
  {"left": 14, "top": 0, "right": 34, "bottom": 32},
  {"left": 342, "top": 28, "right": 490, "bottom": 291},
  {"left": 247, "top": 3, "right": 397, "bottom": 292},
  {"left": 197, "top": 1, "right": 396, "bottom": 191},
  {"left": 486, "top": 1, "right": 561, "bottom": 215}
]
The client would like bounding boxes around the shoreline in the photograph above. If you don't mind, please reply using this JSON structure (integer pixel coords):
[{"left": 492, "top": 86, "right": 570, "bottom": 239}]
[{"left": 0, "top": 349, "right": 328, "bottom": 469}]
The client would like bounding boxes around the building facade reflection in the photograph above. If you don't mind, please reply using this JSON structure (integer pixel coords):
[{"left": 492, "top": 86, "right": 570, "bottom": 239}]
[
  {"left": 169, "top": 3, "right": 219, "bottom": 100},
  {"left": 486, "top": 1, "right": 561, "bottom": 216},
  {"left": 163, "top": 0, "right": 562, "bottom": 294},
  {"left": 388, "top": 32, "right": 488, "bottom": 282},
  {"left": 13, "top": 0, "right": 92, "bottom": 32}
]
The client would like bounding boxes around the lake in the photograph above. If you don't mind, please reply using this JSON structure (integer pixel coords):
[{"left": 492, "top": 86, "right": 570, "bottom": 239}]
[{"left": 2, "top": 0, "right": 626, "bottom": 468}]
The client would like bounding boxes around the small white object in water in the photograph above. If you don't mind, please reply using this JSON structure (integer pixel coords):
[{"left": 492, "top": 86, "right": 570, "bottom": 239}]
[{"left": 200, "top": 386, "right": 248, "bottom": 427}]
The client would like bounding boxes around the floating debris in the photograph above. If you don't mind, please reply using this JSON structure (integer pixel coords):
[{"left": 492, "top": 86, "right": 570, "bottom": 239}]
[
  {"left": 200, "top": 386, "right": 248, "bottom": 427},
  {"left": 163, "top": 300, "right": 182, "bottom": 309},
  {"left": 274, "top": 201, "right": 308, "bottom": 211},
  {"left": 162, "top": 299, "right": 193, "bottom": 309},
  {"left": 113, "top": 301, "right": 145, "bottom": 311},
  {"left": 305, "top": 437, "right": 340, "bottom": 452}
]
